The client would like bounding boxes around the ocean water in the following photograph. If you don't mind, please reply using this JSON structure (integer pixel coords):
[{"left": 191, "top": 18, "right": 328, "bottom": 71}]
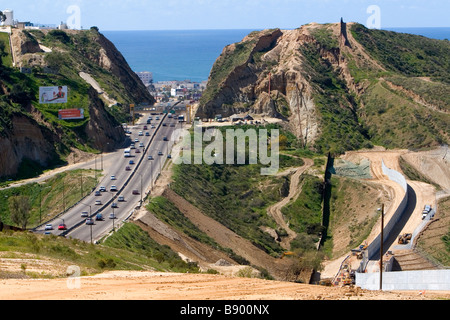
[
  {"left": 103, "top": 28, "right": 450, "bottom": 83},
  {"left": 103, "top": 29, "right": 253, "bottom": 82}
]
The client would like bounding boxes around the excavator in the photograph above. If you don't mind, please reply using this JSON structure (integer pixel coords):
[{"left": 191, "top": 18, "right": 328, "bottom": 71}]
[{"left": 398, "top": 233, "right": 412, "bottom": 244}]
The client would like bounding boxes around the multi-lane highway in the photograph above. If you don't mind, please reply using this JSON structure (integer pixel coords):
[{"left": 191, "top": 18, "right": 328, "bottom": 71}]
[{"left": 35, "top": 108, "right": 182, "bottom": 243}]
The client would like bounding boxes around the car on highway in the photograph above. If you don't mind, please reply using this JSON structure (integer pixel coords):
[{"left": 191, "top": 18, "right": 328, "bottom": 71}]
[
  {"left": 132, "top": 189, "right": 139, "bottom": 195},
  {"left": 129, "top": 160, "right": 134, "bottom": 165},
  {"left": 156, "top": 116, "right": 160, "bottom": 120},
  {"left": 95, "top": 191, "right": 101, "bottom": 196},
  {"left": 163, "top": 123, "right": 167, "bottom": 126},
  {"left": 170, "top": 123, "right": 175, "bottom": 127},
  {"left": 58, "top": 223, "right": 67, "bottom": 230},
  {"left": 81, "top": 211, "right": 89, "bottom": 218},
  {"left": 139, "top": 142, "right": 144, "bottom": 148},
  {"left": 95, "top": 200, "right": 102, "bottom": 205},
  {"left": 125, "top": 166, "right": 131, "bottom": 171},
  {"left": 111, "top": 202, "right": 118, "bottom": 208},
  {"left": 45, "top": 224, "right": 53, "bottom": 230},
  {"left": 145, "top": 132, "right": 150, "bottom": 136},
  {"left": 158, "top": 151, "right": 163, "bottom": 156},
  {"left": 163, "top": 136, "right": 168, "bottom": 141},
  {"left": 96, "top": 213, "right": 104, "bottom": 221},
  {"left": 148, "top": 155, "right": 153, "bottom": 160},
  {"left": 134, "top": 138, "right": 139, "bottom": 143},
  {"left": 118, "top": 195, "right": 125, "bottom": 202},
  {"left": 110, "top": 175, "right": 116, "bottom": 180},
  {"left": 99, "top": 186, "right": 106, "bottom": 192},
  {"left": 135, "top": 149, "right": 140, "bottom": 153},
  {"left": 151, "top": 125, "right": 155, "bottom": 129},
  {"left": 110, "top": 185, "right": 118, "bottom": 192},
  {"left": 143, "top": 126, "right": 148, "bottom": 130},
  {"left": 109, "top": 213, "right": 116, "bottom": 219},
  {"left": 85, "top": 218, "right": 94, "bottom": 225},
  {"left": 139, "top": 131, "right": 143, "bottom": 136},
  {"left": 167, "top": 154, "right": 172, "bottom": 159}
]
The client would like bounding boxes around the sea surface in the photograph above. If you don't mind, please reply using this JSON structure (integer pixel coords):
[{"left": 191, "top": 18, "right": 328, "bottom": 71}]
[{"left": 103, "top": 28, "right": 450, "bottom": 83}]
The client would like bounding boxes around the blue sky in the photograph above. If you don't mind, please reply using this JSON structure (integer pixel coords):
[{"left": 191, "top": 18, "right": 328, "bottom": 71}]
[{"left": 1, "top": 0, "right": 449, "bottom": 31}]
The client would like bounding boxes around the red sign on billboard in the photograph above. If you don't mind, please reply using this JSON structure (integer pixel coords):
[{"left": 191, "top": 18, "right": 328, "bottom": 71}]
[{"left": 58, "top": 108, "right": 84, "bottom": 120}]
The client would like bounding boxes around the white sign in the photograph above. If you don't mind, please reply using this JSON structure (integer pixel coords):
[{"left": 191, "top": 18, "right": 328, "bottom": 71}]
[{"left": 39, "top": 86, "right": 68, "bottom": 104}]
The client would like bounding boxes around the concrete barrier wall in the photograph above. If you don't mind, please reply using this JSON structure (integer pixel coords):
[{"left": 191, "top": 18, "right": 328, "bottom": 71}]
[
  {"left": 356, "top": 269, "right": 450, "bottom": 291},
  {"left": 357, "top": 160, "right": 409, "bottom": 271}
]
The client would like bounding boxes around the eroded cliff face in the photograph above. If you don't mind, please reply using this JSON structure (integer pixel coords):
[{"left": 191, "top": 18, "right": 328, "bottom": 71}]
[
  {"left": 0, "top": 113, "right": 60, "bottom": 177},
  {"left": 0, "top": 29, "right": 152, "bottom": 178},
  {"left": 196, "top": 22, "right": 369, "bottom": 147}
]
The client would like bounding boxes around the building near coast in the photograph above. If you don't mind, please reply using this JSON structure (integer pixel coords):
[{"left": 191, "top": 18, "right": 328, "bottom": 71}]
[
  {"left": 1, "top": 9, "right": 13, "bottom": 26},
  {"left": 136, "top": 71, "right": 153, "bottom": 86}
]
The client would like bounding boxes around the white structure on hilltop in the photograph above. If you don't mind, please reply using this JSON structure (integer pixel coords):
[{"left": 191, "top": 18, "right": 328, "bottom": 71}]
[
  {"left": 1, "top": 9, "right": 13, "bottom": 26},
  {"left": 136, "top": 71, "right": 153, "bottom": 86}
]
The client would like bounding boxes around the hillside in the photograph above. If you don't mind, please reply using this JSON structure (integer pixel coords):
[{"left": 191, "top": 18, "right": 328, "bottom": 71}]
[
  {"left": 196, "top": 21, "right": 450, "bottom": 155},
  {"left": 0, "top": 28, "right": 155, "bottom": 180}
]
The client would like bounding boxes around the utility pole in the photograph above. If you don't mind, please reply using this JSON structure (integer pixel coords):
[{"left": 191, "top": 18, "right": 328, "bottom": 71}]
[{"left": 380, "top": 203, "right": 384, "bottom": 291}]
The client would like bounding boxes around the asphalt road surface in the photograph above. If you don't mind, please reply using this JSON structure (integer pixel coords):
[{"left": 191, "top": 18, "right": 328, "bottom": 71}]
[{"left": 35, "top": 110, "right": 183, "bottom": 243}]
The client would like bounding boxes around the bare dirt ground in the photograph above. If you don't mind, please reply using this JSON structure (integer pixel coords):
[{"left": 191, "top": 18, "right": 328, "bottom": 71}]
[{"left": 1, "top": 270, "right": 449, "bottom": 300}]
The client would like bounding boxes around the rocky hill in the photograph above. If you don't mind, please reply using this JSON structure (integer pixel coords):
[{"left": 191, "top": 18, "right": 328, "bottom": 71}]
[
  {"left": 197, "top": 21, "right": 450, "bottom": 154},
  {"left": 0, "top": 28, "right": 155, "bottom": 179}
]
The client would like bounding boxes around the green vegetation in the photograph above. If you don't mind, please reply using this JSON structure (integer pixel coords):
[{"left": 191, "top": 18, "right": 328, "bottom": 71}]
[
  {"left": 281, "top": 174, "right": 324, "bottom": 251},
  {"left": 200, "top": 37, "right": 256, "bottom": 104},
  {"left": 351, "top": 24, "right": 450, "bottom": 84},
  {"left": 0, "top": 169, "right": 99, "bottom": 228},
  {"left": 0, "top": 222, "right": 198, "bottom": 279},
  {"left": 360, "top": 80, "right": 449, "bottom": 149},
  {"left": 103, "top": 222, "right": 200, "bottom": 273},
  {"left": 171, "top": 124, "right": 304, "bottom": 256},
  {"left": 299, "top": 42, "right": 373, "bottom": 154},
  {"left": 0, "top": 32, "right": 12, "bottom": 67}
]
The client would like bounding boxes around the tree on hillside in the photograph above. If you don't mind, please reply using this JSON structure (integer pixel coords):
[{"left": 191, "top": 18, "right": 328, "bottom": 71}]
[{"left": 9, "top": 195, "right": 32, "bottom": 230}]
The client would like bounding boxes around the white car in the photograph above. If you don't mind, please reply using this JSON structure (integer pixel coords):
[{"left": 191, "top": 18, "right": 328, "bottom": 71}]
[
  {"left": 81, "top": 211, "right": 89, "bottom": 218},
  {"left": 95, "top": 200, "right": 102, "bottom": 205},
  {"left": 110, "top": 185, "right": 118, "bottom": 192},
  {"left": 110, "top": 175, "right": 116, "bottom": 180},
  {"left": 45, "top": 224, "right": 53, "bottom": 230}
]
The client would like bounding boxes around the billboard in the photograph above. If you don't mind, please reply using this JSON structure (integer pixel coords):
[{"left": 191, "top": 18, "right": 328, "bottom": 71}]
[
  {"left": 58, "top": 108, "right": 84, "bottom": 120},
  {"left": 39, "top": 86, "right": 68, "bottom": 104}
]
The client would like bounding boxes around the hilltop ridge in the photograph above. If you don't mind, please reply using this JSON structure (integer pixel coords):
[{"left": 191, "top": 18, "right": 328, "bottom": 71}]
[
  {"left": 0, "top": 28, "right": 155, "bottom": 179},
  {"left": 197, "top": 21, "right": 450, "bottom": 154}
]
